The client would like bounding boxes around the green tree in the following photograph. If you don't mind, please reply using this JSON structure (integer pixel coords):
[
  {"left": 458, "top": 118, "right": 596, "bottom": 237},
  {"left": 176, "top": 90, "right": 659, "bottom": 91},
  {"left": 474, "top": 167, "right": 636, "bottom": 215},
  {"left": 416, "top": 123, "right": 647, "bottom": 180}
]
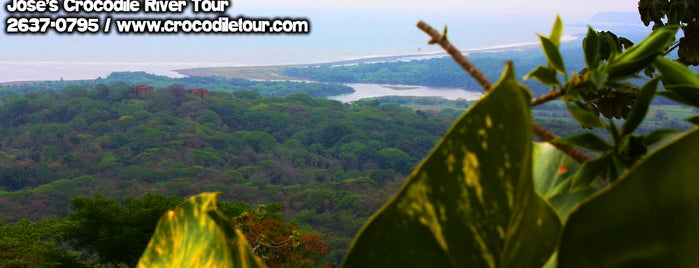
[
  {"left": 236, "top": 131, "right": 278, "bottom": 152},
  {"left": 317, "top": 122, "right": 352, "bottom": 148},
  {"left": 376, "top": 147, "right": 412, "bottom": 174},
  {"left": 196, "top": 109, "right": 223, "bottom": 128},
  {"left": 0, "top": 219, "right": 85, "bottom": 268},
  {"left": 0, "top": 166, "right": 30, "bottom": 191},
  {"left": 107, "top": 83, "right": 132, "bottom": 102},
  {"left": 64, "top": 193, "right": 182, "bottom": 267}
]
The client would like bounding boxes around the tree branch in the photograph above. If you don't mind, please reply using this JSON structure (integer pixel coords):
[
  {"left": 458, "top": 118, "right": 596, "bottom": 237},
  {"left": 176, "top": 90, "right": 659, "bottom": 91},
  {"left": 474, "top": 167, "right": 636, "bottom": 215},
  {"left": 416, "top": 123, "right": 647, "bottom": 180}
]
[
  {"left": 532, "top": 90, "right": 564, "bottom": 107},
  {"left": 532, "top": 123, "right": 591, "bottom": 163},
  {"left": 417, "top": 20, "right": 591, "bottom": 163},
  {"left": 417, "top": 21, "right": 492, "bottom": 90}
]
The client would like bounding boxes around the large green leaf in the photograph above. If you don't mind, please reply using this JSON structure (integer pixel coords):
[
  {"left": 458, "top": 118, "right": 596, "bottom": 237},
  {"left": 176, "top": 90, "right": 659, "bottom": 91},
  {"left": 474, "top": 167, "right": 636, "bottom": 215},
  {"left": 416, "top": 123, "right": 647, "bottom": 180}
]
[
  {"left": 559, "top": 127, "right": 699, "bottom": 267},
  {"left": 342, "top": 63, "right": 561, "bottom": 268},
  {"left": 532, "top": 142, "right": 603, "bottom": 221},
  {"left": 137, "top": 193, "right": 267, "bottom": 268}
]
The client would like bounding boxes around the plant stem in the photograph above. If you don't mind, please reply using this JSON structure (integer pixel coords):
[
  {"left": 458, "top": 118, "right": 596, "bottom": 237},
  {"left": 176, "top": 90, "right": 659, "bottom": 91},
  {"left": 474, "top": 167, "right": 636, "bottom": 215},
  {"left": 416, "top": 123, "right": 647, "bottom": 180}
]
[
  {"left": 532, "top": 123, "right": 592, "bottom": 163},
  {"left": 532, "top": 90, "right": 564, "bottom": 107},
  {"left": 417, "top": 21, "right": 492, "bottom": 90},
  {"left": 664, "top": 41, "right": 680, "bottom": 56},
  {"left": 417, "top": 20, "right": 591, "bottom": 163}
]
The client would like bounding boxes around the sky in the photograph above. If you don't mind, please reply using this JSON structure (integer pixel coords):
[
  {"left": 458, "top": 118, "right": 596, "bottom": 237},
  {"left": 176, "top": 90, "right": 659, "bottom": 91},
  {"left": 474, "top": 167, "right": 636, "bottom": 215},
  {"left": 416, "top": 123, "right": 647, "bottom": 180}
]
[
  {"left": 243, "top": 0, "right": 638, "bottom": 20},
  {"left": 0, "top": 0, "right": 643, "bottom": 82}
]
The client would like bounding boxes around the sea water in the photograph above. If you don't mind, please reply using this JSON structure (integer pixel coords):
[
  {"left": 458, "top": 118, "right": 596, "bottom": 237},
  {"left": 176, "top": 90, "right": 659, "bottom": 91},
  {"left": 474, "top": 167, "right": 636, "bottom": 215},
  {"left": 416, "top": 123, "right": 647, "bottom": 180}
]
[{"left": 0, "top": 8, "right": 642, "bottom": 83}]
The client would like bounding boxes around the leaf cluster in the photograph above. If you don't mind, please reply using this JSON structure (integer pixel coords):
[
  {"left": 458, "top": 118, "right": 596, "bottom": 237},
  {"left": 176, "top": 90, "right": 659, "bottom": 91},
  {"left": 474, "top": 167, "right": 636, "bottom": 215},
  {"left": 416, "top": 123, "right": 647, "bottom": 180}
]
[{"left": 639, "top": 0, "right": 699, "bottom": 65}]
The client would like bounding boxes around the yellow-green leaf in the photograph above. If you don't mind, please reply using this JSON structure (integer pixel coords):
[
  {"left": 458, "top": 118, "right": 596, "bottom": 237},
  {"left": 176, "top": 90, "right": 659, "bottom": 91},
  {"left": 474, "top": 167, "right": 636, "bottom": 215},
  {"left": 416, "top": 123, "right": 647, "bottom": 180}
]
[
  {"left": 137, "top": 193, "right": 267, "bottom": 268},
  {"left": 559, "top": 127, "right": 699, "bottom": 267},
  {"left": 342, "top": 63, "right": 561, "bottom": 268},
  {"left": 549, "top": 15, "right": 564, "bottom": 47}
]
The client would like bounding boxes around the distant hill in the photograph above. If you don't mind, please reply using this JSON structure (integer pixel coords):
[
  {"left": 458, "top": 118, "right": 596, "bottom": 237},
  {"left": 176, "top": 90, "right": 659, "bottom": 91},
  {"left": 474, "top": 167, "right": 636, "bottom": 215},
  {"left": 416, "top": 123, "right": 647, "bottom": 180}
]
[
  {"left": 589, "top": 11, "right": 644, "bottom": 26},
  {"left": 585, "top": 11, "right": 651, "bottom": 41}
]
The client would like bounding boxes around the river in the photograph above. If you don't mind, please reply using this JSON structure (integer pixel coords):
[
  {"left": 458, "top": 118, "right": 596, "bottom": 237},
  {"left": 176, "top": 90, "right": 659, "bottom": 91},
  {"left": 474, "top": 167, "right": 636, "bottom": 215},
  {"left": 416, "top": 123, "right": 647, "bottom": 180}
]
[{"left": 327, "top": 83, "right": 483, "bottom": 102}]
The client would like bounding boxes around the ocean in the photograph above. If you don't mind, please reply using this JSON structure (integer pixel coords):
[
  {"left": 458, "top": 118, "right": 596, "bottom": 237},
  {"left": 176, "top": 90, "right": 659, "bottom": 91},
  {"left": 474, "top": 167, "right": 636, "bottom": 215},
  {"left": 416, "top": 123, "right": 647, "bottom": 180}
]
[{"left": 0, "top": 8, "right": 647, "bottom": 83}]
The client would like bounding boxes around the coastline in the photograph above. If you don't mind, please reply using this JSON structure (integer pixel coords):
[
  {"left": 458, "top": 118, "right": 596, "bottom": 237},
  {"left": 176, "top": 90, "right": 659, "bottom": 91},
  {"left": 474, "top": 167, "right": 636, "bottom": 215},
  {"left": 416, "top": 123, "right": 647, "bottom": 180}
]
[
  {"left": 0, "top": 36, "right": 576, "bottom": 85},
  {"left": 173, "top": 39, "right": 560, "bottom": 80}
]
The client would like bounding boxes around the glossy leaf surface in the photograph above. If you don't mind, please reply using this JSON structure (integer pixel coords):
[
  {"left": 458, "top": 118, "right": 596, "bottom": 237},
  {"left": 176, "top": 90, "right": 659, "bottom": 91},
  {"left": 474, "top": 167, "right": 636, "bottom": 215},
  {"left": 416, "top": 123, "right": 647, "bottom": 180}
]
[
  {"left": 559, "top": 127, "right": 699, "bottom": 267},
  {"left": 342, "top": 63, "right": 561, "bottom": 268}
]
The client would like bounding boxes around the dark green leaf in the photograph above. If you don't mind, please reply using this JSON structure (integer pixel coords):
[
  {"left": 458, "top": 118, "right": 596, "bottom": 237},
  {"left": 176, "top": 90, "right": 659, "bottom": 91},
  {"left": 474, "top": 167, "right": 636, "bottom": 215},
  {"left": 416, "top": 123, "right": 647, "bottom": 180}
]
[
  {"left": 555, "top": 132, "right": 611, "bottom": 152},
  {"left": 570, "top": 153, "right": 612, "bottom": 192},
  {"left": 688, "top": 115, "right": 699, "bottom": 125},
  {"left": 663, "top": 85, "right": 699, "bottom": 108},
  {"left": 656, "top": 90, "right": 696, "bottom": 106},
  {"left": 343, "top": 63, "right": 560, "bottom": 268},
  {"left": 559, "top": 127, "right": 699, "bottom": 267},
  {"left": 678, "top": 21, "right": 699, "bottom": 65},
  {"left": 525, "top": 66, "right": 559, "bottom": 86},
  {"left": 621, "top": 77, "right": 660, "bottom": 135},
  {"left": 638, "top": 0, "right": 669, "bottom": 27},
  {"left": 617, "top": 135, "right": 648, "bottom": 165},
  {"left": 642, "top": 128, "right": 679, "bottom": 146},
  {"left": 668, "top": 0, "right": 699, "bottom": 24},
  {"left": 539, "top": 35, "right": 566, "bottom": 74},
  {"left": 583, "top": 27, "right": 600, "bottom": 69}
]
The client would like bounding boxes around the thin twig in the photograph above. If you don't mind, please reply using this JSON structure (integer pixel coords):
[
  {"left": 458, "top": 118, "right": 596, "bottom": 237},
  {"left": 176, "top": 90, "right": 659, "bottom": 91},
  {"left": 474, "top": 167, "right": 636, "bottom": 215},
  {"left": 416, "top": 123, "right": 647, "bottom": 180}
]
[
  {"left": 664, "top": 41, "right": 680, "bottom": 56},
  {"left": 417, "top": 21, "right": 492, "bottom": 90},
  {"left": 532, "top": 90, "right": 564, "bottom": 107},
  {"left": 417, "top": 20, "right": 591, "bottom": 163},
  {"left": 532, "top": 123, "right": 591, "bottom": 163}
]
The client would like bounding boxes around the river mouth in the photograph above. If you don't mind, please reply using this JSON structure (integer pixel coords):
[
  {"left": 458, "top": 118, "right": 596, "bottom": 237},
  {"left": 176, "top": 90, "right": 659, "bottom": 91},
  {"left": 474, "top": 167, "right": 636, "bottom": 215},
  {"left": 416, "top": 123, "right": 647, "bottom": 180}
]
[{"left": 327, "top": 83, "right": 483, "bottom": 103}]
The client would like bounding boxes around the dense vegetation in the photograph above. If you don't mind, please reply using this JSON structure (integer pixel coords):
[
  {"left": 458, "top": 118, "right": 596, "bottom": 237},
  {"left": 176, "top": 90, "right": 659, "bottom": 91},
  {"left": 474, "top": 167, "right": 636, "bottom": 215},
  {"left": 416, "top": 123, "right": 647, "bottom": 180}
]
[
  {"left": 2, "top": 4, "right": 698, "bottom": 265},
  {"left": 0, "top": 78, "right": 454, "bottom": 265}
]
